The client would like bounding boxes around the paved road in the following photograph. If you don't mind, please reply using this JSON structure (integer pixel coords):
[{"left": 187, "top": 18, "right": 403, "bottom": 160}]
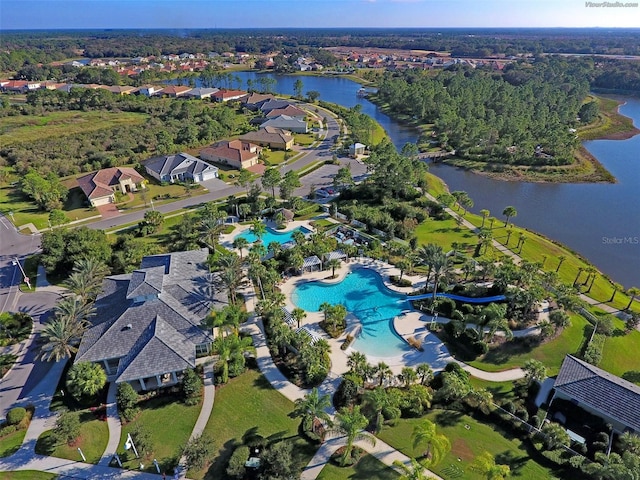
[{"left": 0, "top": 218, "right": 65, "bottom": 420}]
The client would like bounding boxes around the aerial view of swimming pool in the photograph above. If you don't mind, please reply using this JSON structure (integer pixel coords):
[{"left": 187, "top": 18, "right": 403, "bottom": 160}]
[
  {"left": 234, "top": 225, "right": 313, "bottom": 245},
  {"left": 291, "top": 268, "right": 412, "bottom": 358}
]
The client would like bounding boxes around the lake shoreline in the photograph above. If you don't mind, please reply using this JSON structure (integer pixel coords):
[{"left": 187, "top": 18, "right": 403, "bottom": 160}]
[{"left": 368, "top": 91, "right": 638, "bottom": 184}]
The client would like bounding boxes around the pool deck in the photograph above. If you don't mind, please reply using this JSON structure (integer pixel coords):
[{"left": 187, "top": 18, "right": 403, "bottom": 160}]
[
  {"left": 279, "top": 257, "right": 454, "bottom": 373},
  {"left": 219, "top": 219, "right": 315, "bottom": 250}
]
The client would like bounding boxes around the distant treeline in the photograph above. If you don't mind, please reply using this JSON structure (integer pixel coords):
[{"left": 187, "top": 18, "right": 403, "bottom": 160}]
[
  {"left": 1, "top": 28, "right": 640, "bottom": 72},
  {"left": 375, "top": 56, "right": 594, "bottom": 166}
]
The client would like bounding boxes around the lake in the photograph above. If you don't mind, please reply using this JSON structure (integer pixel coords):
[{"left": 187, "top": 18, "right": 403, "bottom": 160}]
[{"left": 195, "top": 72, "right": 640, "bottom": 287}]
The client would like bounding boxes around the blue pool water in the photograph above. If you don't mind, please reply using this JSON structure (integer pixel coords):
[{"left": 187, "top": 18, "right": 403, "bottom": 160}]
[
  {"left": 291, "top": 268, "right": 412, "bottom": 357},
  {"left": 235, "top": 226, "right": 312, "bottom": 245}
]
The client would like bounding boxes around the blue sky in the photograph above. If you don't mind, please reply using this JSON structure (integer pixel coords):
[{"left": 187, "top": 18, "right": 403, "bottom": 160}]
[{"left": 2, "top": 0, "right": 639, "bottom": 30}]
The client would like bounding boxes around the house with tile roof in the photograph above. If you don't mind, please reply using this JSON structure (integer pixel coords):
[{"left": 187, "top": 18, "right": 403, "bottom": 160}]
[
  {"left": 550, "top": 355, "right": 640, "bottom": 434},
  {"left": 259, "top": 99, "right": 293, "bottom": 114},
  {"left": 143, "top": 152, "right": 219, "bottom": 184},
  {"left": 185, "top": 87, "right": 219, "bottom": 99},
  {"left": 161, "top": 85, "right": 193, "bottom": 97},
  {"left": 75, "top": 249, "right": 225, "bottom": 391},
  {"left": 241, "top": 93, "right": 276, "bottom": 110},
  {"left": 76, "top": 167, "right": 145, "bottom": 207},
  {"left": 239, "top": 126, "right": 294, "bottom": 150},
  {"left": 200, "top": 140, "right": 262, "bottom": 170},
  {"left": 212, "top": 88, "right": 248, "bottom": 102},
  {"left": 265, "top": 105, "right": 307, "bottom": 119},
  {"left": 261, "top": 114, "right": 308, "bottom": 133}
]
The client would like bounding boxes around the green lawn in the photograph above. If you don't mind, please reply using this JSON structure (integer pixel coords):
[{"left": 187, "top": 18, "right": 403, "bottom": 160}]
[
  {"left": 0, "top": 428, "right": 27, "bottom": 457},
  {"left": 317, "top": 454, "right": 400, "bottom": 480},
  {"left": 378, "top": 410, "right": 559, "bottom": 480},
  {"left": 414, "top": 216, "right": 478, "bottom": 255},
  {"left": 0, "top": 111, "right": 148, "bottom": 146},
  {"left": 295, "top": 132, "right": 318, "bottom": 146},
  {"left": 35, "top": 413, "right": 109, "bottom": 464},
  {"left": 0, "top": 471, "right": 58, "bottom": 479},
  {"left": 118, "top": 394, "right": 201, "bottom": 474},
  {"left": 467, "top": 314, "right": 589, "bottom": 375},
  {"left": 194, "top": 368, "right": 318, "bottom": 480},
  {"left": 600, "top": 328, "right": 640, "bottom": 380},
  {"left": 424, "top": 172, "right": 449, "bottom": 198}
]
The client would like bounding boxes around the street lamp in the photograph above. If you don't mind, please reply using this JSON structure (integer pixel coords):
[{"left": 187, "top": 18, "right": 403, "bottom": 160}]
[{"left": 11, "top": 257, "right": 30, "bottom": 290}]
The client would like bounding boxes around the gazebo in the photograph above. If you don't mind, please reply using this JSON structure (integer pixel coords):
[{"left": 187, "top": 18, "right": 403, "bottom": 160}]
[{"left": 302, "top": 255, "right": 322, "bottom": 272}]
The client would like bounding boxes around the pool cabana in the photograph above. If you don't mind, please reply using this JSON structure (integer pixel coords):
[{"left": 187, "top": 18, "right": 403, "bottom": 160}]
[
  {"left": 302, "top": 255, "right": 322, "bottom": 272},
  {"left": 324, "top": 250, "right": 347, "bottom": 263}
]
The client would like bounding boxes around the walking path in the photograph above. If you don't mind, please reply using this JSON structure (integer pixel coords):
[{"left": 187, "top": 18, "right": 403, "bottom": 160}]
[{"left": 99, "top": 382, "right": 122, "bottom": 466}]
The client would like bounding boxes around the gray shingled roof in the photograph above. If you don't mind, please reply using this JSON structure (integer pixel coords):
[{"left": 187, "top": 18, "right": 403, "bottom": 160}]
[
  {"left": 144, "top": 153, "right": 217, "bottom": 179},
  {"left": 76, "top": 249, "right": 221, "bottom": 382},
  {"left": 116, "top": 316, "right": 195, "bottom": 383},
  {"left": 554, "top": 355, "right": 640, "bottom": 432}
]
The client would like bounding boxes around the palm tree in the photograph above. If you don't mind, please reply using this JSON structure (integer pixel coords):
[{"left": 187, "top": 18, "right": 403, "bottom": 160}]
[
  {"left": 64, "top": 258, "right": 110, "bottom": 303},
  {"left": 293, "top": 388, "right": 333, "bottom": 436},
  {"left": 396, "top": 259, "right": 411, "bottom": 281},
  {"left": 471, "top": 451, "right": 510, "bottom": 480},
  {"left": 398, "top": 366, "right": 418, "bottom": 388},
  {"left": 232, "top": 236, "right": 249, "bottom": 260},
  {"left": 411, "top": 419, "right": 451, "bottom": 466},
  {"left": 555, "top": 255, "right": 566, "bottom": 273},
  {"left": 417, "top": 243, "right": 443, "bottom": 285},
  {"left": 320, "top": 302, "right": 332, "bottom": 324},
  {"left": 54, "top": 296, "right": 95, "bottom": 326},
  {"left": 347, "top": 351, "right": 369, "bottom": 381},
  {"left": 610, "top": 282, "right": 624, "bottom": 302},
  {"left": 625, "top": 287, "right": 640, "bottom": 310},
  {"left": 211, "top": 304, "right": 248, "bottom": 337},
  {"left": 364, "top": 387, "right": 399, "bottom": 433},
  {"left": 480, "top": 209, "right": 490, "bottom": 228},
  {"left": 291, "top": 307, "right": 306, "bottom": 329},
  {"left": 250, "top": 219, "right": 267, "bottom": 243},
  {"left": 573, "top": 267, "right": 585, "bottom": 286},
  {"left": 502, "top": 206, "right": 517, "bottom": 227},
  {"left": 220, "top": 266, "right": 244, "bottom": 305},
  {"left": 326, "top": 258, "right": 341, "bottom": 277},
  {"left": 430, "top": 253, "right": 450, "bottom": 301},
  {"left": 327, "top": 406, "right": 376, "bottom": 467},
  {"left": 392, "top": 458, "right": 431, "bottom": 480},
  {"left": 416, "top": 364, "right": 433, "bottom": 385},
  {"left": 213, "top": 334, "right": 255, "bottom": 383},
  {"left": 39, "top": 316, "right": 87, "bottom": 362},
  {"left": 375, "top": 361, "right": 393, "bottom": 387}
]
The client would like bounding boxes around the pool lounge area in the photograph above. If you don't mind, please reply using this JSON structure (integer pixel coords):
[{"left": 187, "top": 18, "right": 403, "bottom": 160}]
[
  {"left": 284, "top": 259, "right": 453, "bottom": 369},
  {"left": 221, "top": 220, "right": 314, "bottom": 250}
]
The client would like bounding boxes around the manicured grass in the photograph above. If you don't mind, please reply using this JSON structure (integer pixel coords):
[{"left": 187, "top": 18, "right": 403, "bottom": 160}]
[
  {"left": 0, "top": 471, "right": 58, "bottom": 479},
  {"left": 0, "top": 111, "right": 148, "bottom": 146},
  {"left": 0, "top": 180, "right": 97, "bottom": 231},
  {"left": 424, "top": 172, "right": 448, "bottom": 198},
  {"left": 35, "top": 413, "right": 109, "bottom": 464},
  {"left": 118, "top": 394, "right": 201, "bottom": 474},
  {"left": 263, "top": 150, "right": 288, "bottom": 166},
  {"left": 600, "top": 328, "right": 640, "bottom": 379},
  {"left": 378, "top": 410, "right": 558, "bottom": 480},
  {"left": 414, "top": 216, "right": 478, "bottom": 255},
  {"left": 295, "top": 132, "right": 318, "bottom": 146},
  {"left": 467, "top": 314, "right": 589, "bottom": 375},
  {"left": 0, "top": 428, "right": 27, "bottom": 457},
  {"left": 317, "top": 454, "right": 400, "bottom": 480},
  {"left": 194, "top": 368, "right": 318, "bottom": 480}
]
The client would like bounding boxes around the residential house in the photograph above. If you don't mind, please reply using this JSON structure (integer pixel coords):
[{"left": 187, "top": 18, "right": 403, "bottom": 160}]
[
  {"left": 105, "top": 85, "right": 138, "bottom": 95},
  {"left": 138, "top": 85, "right": 164, "bottom": 97},
  {"left": 185, "top": 87, "right": 219, "bottom": 99},
  {"left": 212, "top": 89, "right": 248, "bottom": 102},
  {"left": 161, "top": 85, "right": 193, "bottom": 97},
  {"left": 550, "top": 355, "right": 640, "bottom": 434},
  {"left": 200, "top": 140, "right": 262, "bottom": 170},
  {"left": 265, "top": 105, "right": 307, "bottom": 119},
  {"left": 2, "top": 80, "right": 41, "bottom": 93},
  {"left": 349, "top": 143, "right": 366, "bottom": 158},
  {"left": 75, "top": 249, "right": 225, "bottom": 390},
  {"left": 259, "top": 99, "right": 293, "bottom": 114},
  {"left": 261, "top": 115, "right": 308, "bottom": 134},
  {"left": 144, "top": 153, "right": 219, "bottom": 184},
  {"left": 76, "top": 167, "right": 145, "bottom": 207},
  {"left": 241, "top": 93, "right": 275, "bottom": 110},
  {"left": 239, "top": 126, "right": 294, "bottom": 150}
]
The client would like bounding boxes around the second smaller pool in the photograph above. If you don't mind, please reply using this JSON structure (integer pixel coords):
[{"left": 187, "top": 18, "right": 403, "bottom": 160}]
[{"left": 235, "top": 225, "right": 312, "bottom": 245}]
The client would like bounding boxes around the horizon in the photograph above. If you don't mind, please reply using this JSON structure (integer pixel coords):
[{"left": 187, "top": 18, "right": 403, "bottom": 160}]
[{"left": 2, "top": 1, "right": 640, "bottom": 30}]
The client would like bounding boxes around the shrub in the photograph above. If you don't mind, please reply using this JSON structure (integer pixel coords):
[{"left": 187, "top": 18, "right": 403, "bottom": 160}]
[
  {"left": 6, "top": 407, "right": 26, "bottom": 426},
  {"left": 227, "top": 445, "right": 250, "bottom": 478},
  {"left": 182, "top": 433, "right": 214, "bottom": 470},
  {"left": 66, "top": 362, "right": 107, "bottom": 401},
  {"left": 389, "top": 275, "right": 412, "bottom": 287},
  {"left": 583, "top": 333, "right": 605, "bottom": 366},
  {"left": 52, "top": 411, "right": 81, "bottom": 446},
  {"left": 116, "top": 382, "right": 139, "bottom": 422},
  {"left": 341, "top": 334, "right": 354, "bottom": 351},
  {"left": 181, "top": 368, "right": 203, "bottom": 406}
]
